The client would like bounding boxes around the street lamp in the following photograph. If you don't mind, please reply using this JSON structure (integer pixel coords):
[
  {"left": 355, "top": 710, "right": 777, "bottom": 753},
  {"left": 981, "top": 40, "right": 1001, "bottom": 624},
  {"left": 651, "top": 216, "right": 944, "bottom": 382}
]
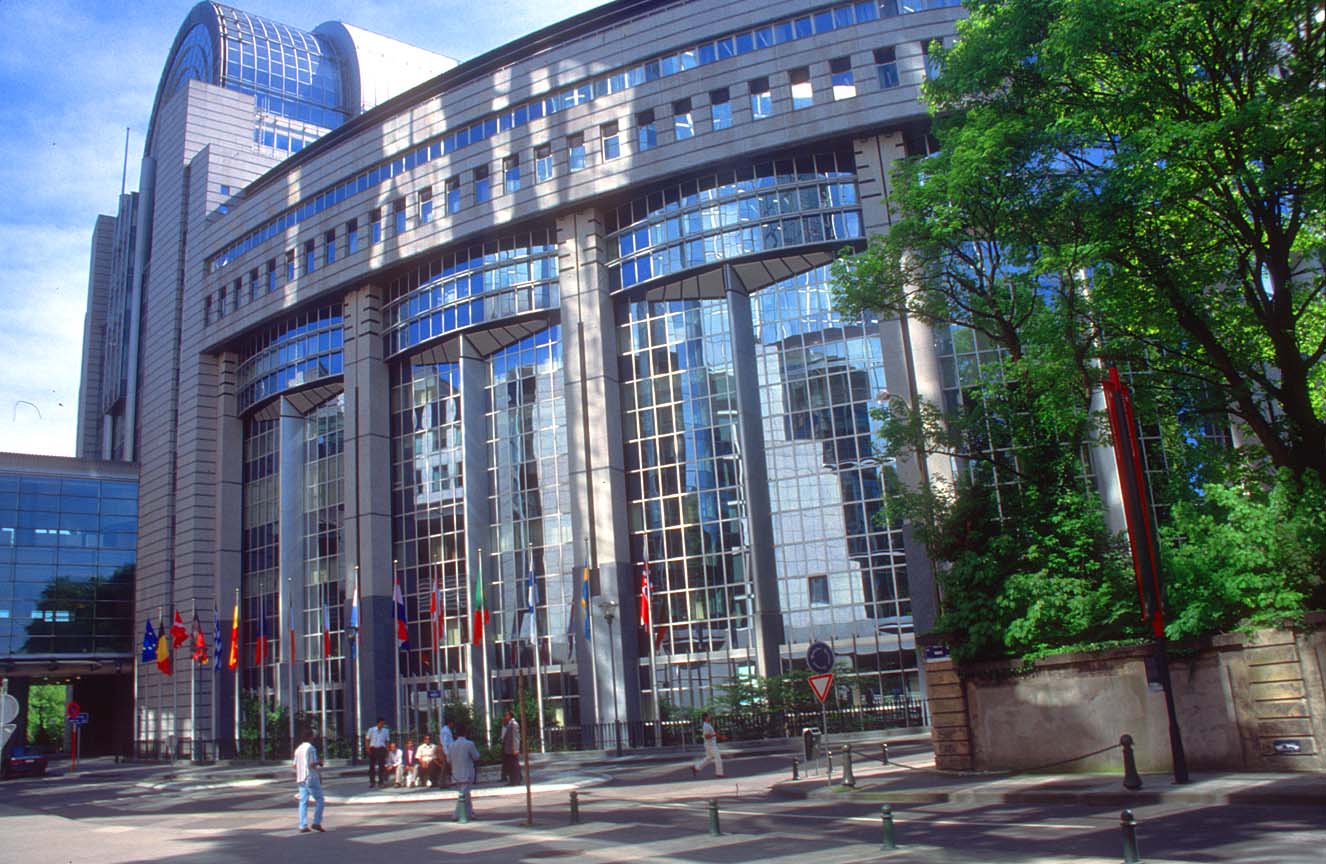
[{"left": 598, "top": 598, "right": 622, "bottom": 756}]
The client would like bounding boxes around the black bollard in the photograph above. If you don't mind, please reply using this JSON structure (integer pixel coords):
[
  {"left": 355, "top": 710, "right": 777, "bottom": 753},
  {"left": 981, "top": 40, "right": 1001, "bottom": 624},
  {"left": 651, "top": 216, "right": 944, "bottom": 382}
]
[
  {"left": 881, "top": 742, "right": 889, "bottom": 765},
  {"left": 569, "top": 789, "right": 581, "bottom": 824},
  {"left": 792, "top": 757, "right": 800, "bottom": 780},
  {"left": 1120, "top": 809, "right": 1141, "bottom": 863},
  {"left": 826, "top": 746, "right": 833, "bottom": 783},
  {"left": 881, "top": 804, "right": 896, "bottom": 850},
  {"left": 455, "top": 789, "right": 470, "bottom": 824},
  {"left": 1120, "top": 734, "right": 1143, "bottom": 791},
  {"left": 707, "top": 798, "right": 721, "bottom": 836},
  {"left": 842, "top": 744, "right": 855, "bottom": 787}
]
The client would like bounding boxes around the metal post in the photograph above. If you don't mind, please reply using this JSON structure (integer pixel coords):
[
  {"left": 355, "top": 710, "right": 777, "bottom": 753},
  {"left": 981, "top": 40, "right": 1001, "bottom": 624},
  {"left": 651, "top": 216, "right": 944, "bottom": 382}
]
[
  {"left": 456, "top": 789, "right": 470, "bottom": 824},
  {"left": 842, "top": 744, "right": 855, "bottom": 787},
  {"left": 707, "top": 798, "right": 721, "bottom": 836},
  {"left": 881, "top": 804, "right": 896, "bottom": 850},
  {"left": 1121, "top": 734, "right": 1143, "bottom": 790},
  {"left": 569, "top": 789, "right": 581, "bottom": 825},
  {"left": 1120, "top": 809, "right": 1141, "bottom": 864},
  {"left": 792, "top": 757, "right": 799, "bottom": 780},
  {"left": 881, "top": 742, "right": 889, "bottom": 765}
]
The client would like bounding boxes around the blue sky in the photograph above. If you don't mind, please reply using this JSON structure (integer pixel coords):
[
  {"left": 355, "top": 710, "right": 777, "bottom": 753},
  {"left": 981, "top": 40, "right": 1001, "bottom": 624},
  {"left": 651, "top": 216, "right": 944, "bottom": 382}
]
[{"left": 0, "top": 0, "right": 604, "bottom": 456}]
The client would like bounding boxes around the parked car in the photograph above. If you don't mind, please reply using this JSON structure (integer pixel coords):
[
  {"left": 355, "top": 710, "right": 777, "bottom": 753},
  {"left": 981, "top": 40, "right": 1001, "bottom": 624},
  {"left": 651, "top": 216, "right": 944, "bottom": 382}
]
[{"left": 2, "top": 745, "right": 48, "bottom": 779}]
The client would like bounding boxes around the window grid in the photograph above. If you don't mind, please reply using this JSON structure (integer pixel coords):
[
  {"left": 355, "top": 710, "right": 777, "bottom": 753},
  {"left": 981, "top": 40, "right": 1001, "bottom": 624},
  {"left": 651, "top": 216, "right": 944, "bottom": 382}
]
[
  {"left": 605, "top": 152, "right": 862, "bottom": 290},
  {"left": 620, "top": 298, "right": 754, "bottom": 711}
]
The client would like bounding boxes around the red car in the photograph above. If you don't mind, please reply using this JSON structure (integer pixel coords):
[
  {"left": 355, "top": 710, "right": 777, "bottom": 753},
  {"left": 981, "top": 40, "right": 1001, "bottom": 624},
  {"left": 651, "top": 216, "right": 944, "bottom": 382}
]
[{"left": 2, "top": 745, "right": 48, "bottom": 779}]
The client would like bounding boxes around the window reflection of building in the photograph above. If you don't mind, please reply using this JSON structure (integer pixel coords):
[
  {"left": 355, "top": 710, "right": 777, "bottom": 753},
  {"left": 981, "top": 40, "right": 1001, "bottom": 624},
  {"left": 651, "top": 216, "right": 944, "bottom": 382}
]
[
  {"left": 755, "top": 267, "right": 915, "bottom": 701},
  {"left": 486, "top": 327, "right": 576, "bottom": 725}
]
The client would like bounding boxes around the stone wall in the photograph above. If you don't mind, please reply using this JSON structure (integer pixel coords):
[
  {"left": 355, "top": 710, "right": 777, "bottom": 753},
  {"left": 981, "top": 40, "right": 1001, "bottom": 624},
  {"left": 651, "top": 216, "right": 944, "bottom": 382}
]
[{"left": 927, "top": 618, "right": 1326, "bottom": 773}]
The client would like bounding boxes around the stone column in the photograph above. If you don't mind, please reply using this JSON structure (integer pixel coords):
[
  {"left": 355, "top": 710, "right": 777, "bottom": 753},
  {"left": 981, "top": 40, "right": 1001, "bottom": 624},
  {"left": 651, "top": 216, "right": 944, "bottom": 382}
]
[
  {"left": 723, "top": 266, "right": 785, "bottom": 680},
  {"left": 557, "top": 209, "right": 641, "bottom": 729},
  {"left": 342, "top": 285, "right": 395, "bottom": 733},
  {"left": 853, "top": 131, "right": 952, "bottom": 639},
  {"left": 458, "top": 334, "right": 492, "bottom": 735},
  {"left": 213, "top": 351, "right": 244, "bottom": 753}
]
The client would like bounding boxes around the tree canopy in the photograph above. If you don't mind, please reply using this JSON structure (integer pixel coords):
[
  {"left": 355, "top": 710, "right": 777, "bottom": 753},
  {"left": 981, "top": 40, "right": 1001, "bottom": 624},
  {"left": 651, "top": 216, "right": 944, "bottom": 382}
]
[{"left": 833, "top": 0, "right": 1325, "bottom": 660}]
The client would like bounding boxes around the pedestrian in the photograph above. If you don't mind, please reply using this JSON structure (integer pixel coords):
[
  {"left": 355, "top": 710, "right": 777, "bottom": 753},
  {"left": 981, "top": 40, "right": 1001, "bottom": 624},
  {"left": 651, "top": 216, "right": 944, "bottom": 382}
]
[
  {"left": 691, "top": 711, "right": 724, "bottom": 778},
  {"left": 439, "top": 717, "right": 455, "bottom": 785},
  {"left": 416, "top": 733, "right": 441, "bottom": 787},
  {"left": 293, "top": 728, "right": 325, "bottom": 833},
  {"left": 500, "top": 710, "right": 521, "bottom": 785},
  {"left": 449, "top": 721, "right": 482, "bottom": 821},
  {"left": 400, "top": 737, "right": 417, "bottom": 787},
  {"left": 365, "top": 717, "right": 391, "bottom": 788},
  {"left": 385, "top": 741, "right": 403, "bottom": 787}
]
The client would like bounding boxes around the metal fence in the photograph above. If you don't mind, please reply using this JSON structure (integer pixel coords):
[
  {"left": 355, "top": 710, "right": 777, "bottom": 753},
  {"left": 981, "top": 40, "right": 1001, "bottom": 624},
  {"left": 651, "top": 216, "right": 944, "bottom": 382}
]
[{"left": 128, "top": 696, "right": 928, "bottom": 762}]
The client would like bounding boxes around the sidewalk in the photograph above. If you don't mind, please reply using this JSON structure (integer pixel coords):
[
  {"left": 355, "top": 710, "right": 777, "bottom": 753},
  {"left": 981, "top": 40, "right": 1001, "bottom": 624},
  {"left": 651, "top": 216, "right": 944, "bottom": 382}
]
[{"left": 771, "top": 751, "right": 1326, "bottom": 809}]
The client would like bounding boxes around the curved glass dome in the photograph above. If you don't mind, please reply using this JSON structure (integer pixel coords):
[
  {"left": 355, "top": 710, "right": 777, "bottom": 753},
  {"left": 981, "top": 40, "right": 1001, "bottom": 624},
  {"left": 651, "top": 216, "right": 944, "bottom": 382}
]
[{"left": 147, "top": 2, "right": 351, "bottom": 151}]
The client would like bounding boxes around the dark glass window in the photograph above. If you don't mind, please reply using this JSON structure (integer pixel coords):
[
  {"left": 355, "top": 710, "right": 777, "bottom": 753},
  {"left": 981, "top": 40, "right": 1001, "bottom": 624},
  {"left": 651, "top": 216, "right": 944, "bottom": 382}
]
[{"left": 475, "top": 166, "right": 491, "bottom": 203}]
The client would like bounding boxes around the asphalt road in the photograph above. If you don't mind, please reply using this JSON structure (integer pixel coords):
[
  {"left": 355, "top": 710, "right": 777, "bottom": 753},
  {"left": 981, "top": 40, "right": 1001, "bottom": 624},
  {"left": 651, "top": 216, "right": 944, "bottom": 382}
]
[{"left": 1, "top": 748, "right": 1320, "bottom": 863}]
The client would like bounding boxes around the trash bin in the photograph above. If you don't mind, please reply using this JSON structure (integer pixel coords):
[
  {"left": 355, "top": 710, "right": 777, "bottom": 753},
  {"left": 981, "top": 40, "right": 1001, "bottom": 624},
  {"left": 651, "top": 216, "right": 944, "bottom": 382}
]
[{"left": 802, "top": 727, "right": 821, "bottom": 762}]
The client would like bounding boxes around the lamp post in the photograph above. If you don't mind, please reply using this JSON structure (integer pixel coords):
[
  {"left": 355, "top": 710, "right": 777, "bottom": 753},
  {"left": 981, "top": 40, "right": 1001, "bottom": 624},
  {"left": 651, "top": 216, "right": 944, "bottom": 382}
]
[{"left": 599, "top": 598, "right": 621, "bottom": 756}]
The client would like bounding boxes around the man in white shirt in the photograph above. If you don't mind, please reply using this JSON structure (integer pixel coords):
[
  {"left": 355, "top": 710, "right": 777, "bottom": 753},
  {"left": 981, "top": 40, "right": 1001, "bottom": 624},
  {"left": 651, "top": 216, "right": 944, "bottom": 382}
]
[
  {"left": 293, "top": 729, "right": 325, "bottom": 833},
  {"left": 364, "top": 718, "right": 391, "bottom": 788},
  {"left": 385, "top": 741, "right": 403, "bottom": 787},
  {"left": 691, "top": 712, "right": 724, "bottom": 778},
  {"left": 415, "top": 733, "right": 440, "bottom": 788},
  {"left": 448, "top": 721, "right": 482, "bottom": 820}
]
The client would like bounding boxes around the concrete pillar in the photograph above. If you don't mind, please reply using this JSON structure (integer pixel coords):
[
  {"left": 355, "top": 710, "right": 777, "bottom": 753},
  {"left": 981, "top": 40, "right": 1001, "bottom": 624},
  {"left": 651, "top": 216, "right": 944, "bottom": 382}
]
[
  {"left": 853, "top": 132, "right": 951, "bottom": 639},
  {"left": 557, "top": 209, "right": 641, "bottom": 728},
  {"left": 458, "top": 334, "right": 492, "bottom": 734},
  {"left": 723, "top": 266, "right": 785, "bottom": 680},
  {"left": 342, "top": 285, "right": 394, "bottom": 733},
  {"left": 213, "top": 352, "right": 244, "bottom": 752}
]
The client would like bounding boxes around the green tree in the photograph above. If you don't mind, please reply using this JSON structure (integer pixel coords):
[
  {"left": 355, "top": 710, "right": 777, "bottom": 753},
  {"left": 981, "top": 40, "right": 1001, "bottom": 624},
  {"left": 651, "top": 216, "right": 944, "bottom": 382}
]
[
  {"left": 917, "top": 0, "right": 1325, "bottom": 481},
  {"left": 834, "top": 0, "right": 1325, "bottom": 660},
  {"left": 27, "top": 684, "right": 66, "bottom": 748}
]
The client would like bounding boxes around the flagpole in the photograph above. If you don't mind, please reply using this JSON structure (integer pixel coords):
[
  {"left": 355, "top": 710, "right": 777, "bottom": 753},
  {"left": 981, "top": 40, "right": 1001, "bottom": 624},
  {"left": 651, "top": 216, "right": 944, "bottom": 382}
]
[
  {"left": 132, "top": 623, "right": 140, "bottom": 759},
  {"left": 190, "top": 601, "right": 197, "bottom": 762},
  {"left": 432, "top": 565, "right": 441, "bottom": 737},
  {"left": 645, "top": 564, "right": 662, "bottom": 747},
  {"left": 585, "top": 540, "right": 599, "bottom": 739},
  {"left": 170, "top": 607, "right": 178, "bottom": 762},
  {"left": 321, "top": 589, "right": 329, "bottom": 744},
  {"left": 392, "top": 560, "right": 402, "bottom": 736},
  {"left": 289, "top": 601, "right": 296, "bottom": 755},
  {"left": 529, "top": 548, "right": 546, "bottom": 753},
  {"left": 477, "top": 547, "right": 491, "bottom": 747},
  {"left": 233, "top": 588, "right": 240, "bottom": 759},
  {"left": 352, "top": 565, "right": 362, "bottom": 761},
  {"left": 259, "top": 596, "right": 266, "bottom": 762}
]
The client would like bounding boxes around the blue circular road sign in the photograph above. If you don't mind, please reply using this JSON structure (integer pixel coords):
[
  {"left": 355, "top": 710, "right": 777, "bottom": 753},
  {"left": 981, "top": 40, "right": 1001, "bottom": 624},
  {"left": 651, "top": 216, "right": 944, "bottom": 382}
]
[{"left": 806, "top": 641, "right": 835, "bottom": 674}]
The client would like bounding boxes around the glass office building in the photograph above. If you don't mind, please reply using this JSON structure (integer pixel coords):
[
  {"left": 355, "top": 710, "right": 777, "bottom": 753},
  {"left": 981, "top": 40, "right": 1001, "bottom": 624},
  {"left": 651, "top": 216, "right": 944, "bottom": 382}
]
[{"left": 78, "top": 0, "right": 970, "bottom": 750}]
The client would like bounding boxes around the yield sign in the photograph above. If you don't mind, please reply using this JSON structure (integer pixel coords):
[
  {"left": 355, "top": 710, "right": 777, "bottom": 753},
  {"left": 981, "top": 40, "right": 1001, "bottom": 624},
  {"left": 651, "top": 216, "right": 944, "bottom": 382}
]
[{"left": 808, "top": 672, "right": 834, "bottom": 704}]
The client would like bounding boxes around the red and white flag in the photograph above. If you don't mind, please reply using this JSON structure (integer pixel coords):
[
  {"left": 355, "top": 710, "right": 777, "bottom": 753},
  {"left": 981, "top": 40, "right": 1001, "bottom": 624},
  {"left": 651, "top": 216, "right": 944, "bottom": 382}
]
[{"left": 639, "top": 563, "right": 652, "bottom": 628}]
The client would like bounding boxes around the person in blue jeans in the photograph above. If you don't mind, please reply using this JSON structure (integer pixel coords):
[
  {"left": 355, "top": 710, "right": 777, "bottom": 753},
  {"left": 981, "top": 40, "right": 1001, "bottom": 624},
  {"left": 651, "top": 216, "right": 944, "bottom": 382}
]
[{"left": 293, "top": 729, "right": 325, "bottom": 833}]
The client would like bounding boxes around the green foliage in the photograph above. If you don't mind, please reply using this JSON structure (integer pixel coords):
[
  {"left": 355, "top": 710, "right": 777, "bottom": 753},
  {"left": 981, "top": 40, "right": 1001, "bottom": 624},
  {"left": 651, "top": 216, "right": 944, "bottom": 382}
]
[
  {"left": 27, "top": 684, "right": 66, "bottom": 748},
  {"left": 711, "top": 669, "right": 833, "bottom": 715},
  {"left": 1163, "top": 471, "right": 1326, "bottom": 639}
]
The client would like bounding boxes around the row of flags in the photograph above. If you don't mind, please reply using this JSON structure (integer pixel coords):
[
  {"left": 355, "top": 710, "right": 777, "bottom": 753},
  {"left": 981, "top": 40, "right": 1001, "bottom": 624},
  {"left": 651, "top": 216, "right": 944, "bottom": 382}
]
[{"left": 140, "top": 562, "right": 669, "bottom": 675}]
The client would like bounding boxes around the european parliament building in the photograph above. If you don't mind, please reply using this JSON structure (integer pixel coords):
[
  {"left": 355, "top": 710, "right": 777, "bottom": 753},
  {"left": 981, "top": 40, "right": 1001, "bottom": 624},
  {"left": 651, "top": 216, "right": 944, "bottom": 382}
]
[{"left": 77, "top": 0, "right": 969, "bottom": 751}]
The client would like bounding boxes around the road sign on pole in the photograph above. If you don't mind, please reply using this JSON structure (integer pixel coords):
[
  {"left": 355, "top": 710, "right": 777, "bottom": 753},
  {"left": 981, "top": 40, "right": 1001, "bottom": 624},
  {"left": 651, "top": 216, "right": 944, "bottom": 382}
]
[
  {"left": 75, "top": 713, "right": 90, "bottom": 726},
  {"left": 806, "top": 641, "right": 835, "bottom": 675},
  {"left": 65, "top": 700, "right": 81, "bottom": 720},
  {"left": 808, "top": 672, "right": 834, "bottom": 704}
]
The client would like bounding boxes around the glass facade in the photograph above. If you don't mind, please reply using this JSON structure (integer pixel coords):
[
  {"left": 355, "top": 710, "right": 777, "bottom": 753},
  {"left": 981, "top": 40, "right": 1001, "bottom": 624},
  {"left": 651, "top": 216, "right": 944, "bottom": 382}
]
[
  {"left": 207, "top": 0, "right": 938, "bottom": 274},
  {"left": 0, "top": 468, "right": 136, "bottom": 657},
  {"left": 241, "top": 417, "right": 280, "bottom": 692},
  {"left": 619, "top": 298, "right": 753, "bottom": 709},
  {"left": 485, "top": 327, "right": 576, "bottom": 723},
  {"left": 753, "top": 267, "right": 916, "bottom": 699},
  {"left": 604, "top": 153, "right": 863, "bottom": 291},
  {"left": 390, "top": 358, "right": 469, "bottom": 717},
  {"left": 298, "top": 395, "right": 346, "bottom": 732},
  {"left": 236, "top": 303, "right": 345, "bottom": 412},
  {"left": 384, "top": 231, "right": 560, "bottom": 359}
]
